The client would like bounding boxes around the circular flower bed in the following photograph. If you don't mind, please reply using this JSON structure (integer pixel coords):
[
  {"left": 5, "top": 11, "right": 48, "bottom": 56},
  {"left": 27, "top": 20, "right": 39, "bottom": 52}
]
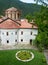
[{"left": 16, "top": 50, "right": 34, "bottom": 62}]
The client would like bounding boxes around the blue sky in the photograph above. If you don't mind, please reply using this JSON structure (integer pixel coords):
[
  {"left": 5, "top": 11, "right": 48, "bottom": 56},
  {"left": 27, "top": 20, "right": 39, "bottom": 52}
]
[{"left": 20, "top": 0, "right": 48, "bottom": 4}]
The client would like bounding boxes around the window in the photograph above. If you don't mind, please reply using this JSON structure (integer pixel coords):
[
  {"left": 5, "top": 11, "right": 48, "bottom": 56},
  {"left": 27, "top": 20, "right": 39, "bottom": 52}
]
[
  {"left": 11, "top": 12, "right": 12, "bottom": 18},
  {"left": 15, "top": 40, "right": 17, "bottom": 42},
  {"left": 31, "top": 32, "right": 32, "bottom": 35},
  {"left": 7, "top": 32, "right": 8, "bottom": 36},
  {"left": 18, "top": 13, "right": 19, "bottom": 18},
  {"left": 15, "top": 32, "right": 17, "bottom": 35},
  {"left": 21, "top": 31, "right": 23, "bottom": 35},
  {"left": 15, "top": 12, "right": 16, "bottom": 19},
  {"left": 7, "top": 40, "right": 9, "bottom": 43},
  {"left": 21, "top": 39, "right": 23, "bottom": 42},
  {"left": 2, "top": 32, "right": 4, "bottom": 35}
]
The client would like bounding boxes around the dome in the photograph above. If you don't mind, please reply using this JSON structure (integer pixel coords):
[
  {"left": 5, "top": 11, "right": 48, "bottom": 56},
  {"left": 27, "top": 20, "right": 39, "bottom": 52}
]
[
  {"left": 5, "top": 7, "right": 18, "bottom": 12},
  {"left": 5, "top": 7, "right": 21, "bottom": 20}
]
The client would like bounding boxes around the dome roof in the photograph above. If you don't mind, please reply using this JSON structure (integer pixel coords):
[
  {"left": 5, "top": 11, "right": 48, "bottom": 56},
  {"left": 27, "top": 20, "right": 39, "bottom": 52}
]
[{"left": 5, "top": 7, "right": 18, "bottom": 12}]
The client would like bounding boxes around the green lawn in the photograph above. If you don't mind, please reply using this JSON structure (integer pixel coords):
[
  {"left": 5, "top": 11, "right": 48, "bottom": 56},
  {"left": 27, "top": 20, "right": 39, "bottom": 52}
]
[{"left": 0, "top": 49, "right": 47, "bottom": 65}]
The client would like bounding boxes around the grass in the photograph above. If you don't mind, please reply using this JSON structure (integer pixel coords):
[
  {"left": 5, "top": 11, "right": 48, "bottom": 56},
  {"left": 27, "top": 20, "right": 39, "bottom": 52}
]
[{"left": 0, "top": 49, "right": 47, "bottom": 65}]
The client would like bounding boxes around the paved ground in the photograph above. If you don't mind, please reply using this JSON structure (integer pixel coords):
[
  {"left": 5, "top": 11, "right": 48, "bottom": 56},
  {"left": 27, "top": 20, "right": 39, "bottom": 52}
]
[
  {"left": 0, "top": 44, "right": 38, "bottom": 50},
  {"left": 44, "top": 50, "right": 48, "bottom": 64}
]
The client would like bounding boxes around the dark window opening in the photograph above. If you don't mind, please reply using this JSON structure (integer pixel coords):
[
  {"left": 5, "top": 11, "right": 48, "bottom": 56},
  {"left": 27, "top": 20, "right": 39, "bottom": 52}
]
[
  {"left": 7, "top": 40, "right": 9, "bottom": 43},
  {"left": 21, "top": 39, "right": 23, "bottom": 42},
  {"left": 21, "top": 31, "right": 23, "bottom": 35},
  {"left": 31, "top": 32, "right": 32, "bottom": 35},
  {"left": 18, "top": 13, "right": 20, "bottom": 18},
  {"left": 11, "top": 33, "right": 13, "bottom": 34},
  {"left": 15, "top": 40, "right": 17, "bottom": 42},
  {"left": 30, "top": 39, "right": 32, "bottom": 45},
  {"left": 15, "top": 12, "right": 16, "bottom": 19},
  {"left": 15, "top": 32, "right": 17, "bottom": 35},
  {"left": 11, "top": 13, "right": 12, "bottom": 19},
  {"left": 7, "top": 32, "right": 8, "bottom": 36}
]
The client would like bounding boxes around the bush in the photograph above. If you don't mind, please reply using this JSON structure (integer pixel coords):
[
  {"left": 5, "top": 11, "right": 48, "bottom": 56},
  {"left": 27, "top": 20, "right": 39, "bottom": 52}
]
[
  {"left": 42, "top": 58, "right": 46, "bottom": 63},
  {"left": 38, "top": 44, "right": 44, "bottom": 52}
]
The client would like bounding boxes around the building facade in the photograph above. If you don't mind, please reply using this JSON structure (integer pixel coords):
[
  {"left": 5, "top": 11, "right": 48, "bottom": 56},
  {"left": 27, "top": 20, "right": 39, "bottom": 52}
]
[{"left": 0, "top": 7, "right": 38, "bottom": 46}]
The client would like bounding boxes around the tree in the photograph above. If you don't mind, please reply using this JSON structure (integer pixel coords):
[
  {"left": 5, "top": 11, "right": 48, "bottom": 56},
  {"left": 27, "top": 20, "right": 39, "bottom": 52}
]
[
  {"left": 25, "top": 14, "right": 33, "bottom": 22},
  {"left": 34, "top": 6, "right": 48, "bottom": 50}
]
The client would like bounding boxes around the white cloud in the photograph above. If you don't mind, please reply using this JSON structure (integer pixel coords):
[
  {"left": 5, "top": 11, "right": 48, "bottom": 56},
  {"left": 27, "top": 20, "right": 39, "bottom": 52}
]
[
  {"left": 20, "top": 0, "right": 36, "bottom": 3},
  {"left": 20, "top": 0, "right": 48, "bottom": 5}
]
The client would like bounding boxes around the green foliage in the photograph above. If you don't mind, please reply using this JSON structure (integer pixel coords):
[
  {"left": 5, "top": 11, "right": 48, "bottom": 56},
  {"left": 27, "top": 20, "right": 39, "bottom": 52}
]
[
  {"left": 0, "top": 0, "right": 41, "bottom": 18},
  {"left": 42, "top": 58, "right": 46, "bottom": 63},
  {"left": 35, "top": 6, "right": 48, "bottom": 49},
  {"left": 25, "top": 14, "right": 33, "bottom": 22}
]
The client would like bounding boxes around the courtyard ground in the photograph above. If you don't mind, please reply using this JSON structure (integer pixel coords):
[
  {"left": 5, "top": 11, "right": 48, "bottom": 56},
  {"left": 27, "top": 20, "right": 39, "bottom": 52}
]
[{"left": 0, "top": 44, "right": 38, "bottom": 50}]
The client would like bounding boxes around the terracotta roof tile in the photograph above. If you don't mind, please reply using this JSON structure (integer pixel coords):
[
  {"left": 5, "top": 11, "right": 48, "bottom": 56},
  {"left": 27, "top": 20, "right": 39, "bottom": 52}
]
[
  {"left": 0, "top": 19, "right": 20, "bottom": 29},
  {"left": 0, "top": 18, "right": 38, "bottom": 29},
  {"left": 20, "top": 20, "right": 32, "bottom": 28}
]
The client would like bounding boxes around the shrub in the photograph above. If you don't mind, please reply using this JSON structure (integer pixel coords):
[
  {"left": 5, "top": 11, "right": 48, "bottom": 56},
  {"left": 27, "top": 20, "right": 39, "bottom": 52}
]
[
  {"left": 42, "top": 58, "right": 46, "bottom": 63},
  {"left": 38, "top": 44, "right": 44, "bottom": 52}
]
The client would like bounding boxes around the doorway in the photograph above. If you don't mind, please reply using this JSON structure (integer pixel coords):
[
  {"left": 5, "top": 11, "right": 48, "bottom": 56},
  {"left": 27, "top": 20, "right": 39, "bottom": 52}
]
[
  {"left": 7, "top": 40, "right": 9, "bottom": 43},
  {"left": 30, "top": 39, "right": 32, "bottom": 45}
]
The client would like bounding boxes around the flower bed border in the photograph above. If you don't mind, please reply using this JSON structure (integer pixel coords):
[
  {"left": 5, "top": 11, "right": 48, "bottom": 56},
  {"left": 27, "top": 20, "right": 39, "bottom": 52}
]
[{"left": 16, "top": 50, "right": 34, "bottom": 62}]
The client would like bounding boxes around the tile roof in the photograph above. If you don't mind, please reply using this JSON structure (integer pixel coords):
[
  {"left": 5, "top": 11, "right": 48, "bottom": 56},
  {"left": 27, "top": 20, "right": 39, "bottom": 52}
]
[
  {"left": 0, "top": 18, "right": 38, "bottom": 29},
  {"left": 20, "top": 19, "right": 32, "bottom": 28},
  {"left": 0, "top": 18, "right": 20, "bottom": 29}
]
